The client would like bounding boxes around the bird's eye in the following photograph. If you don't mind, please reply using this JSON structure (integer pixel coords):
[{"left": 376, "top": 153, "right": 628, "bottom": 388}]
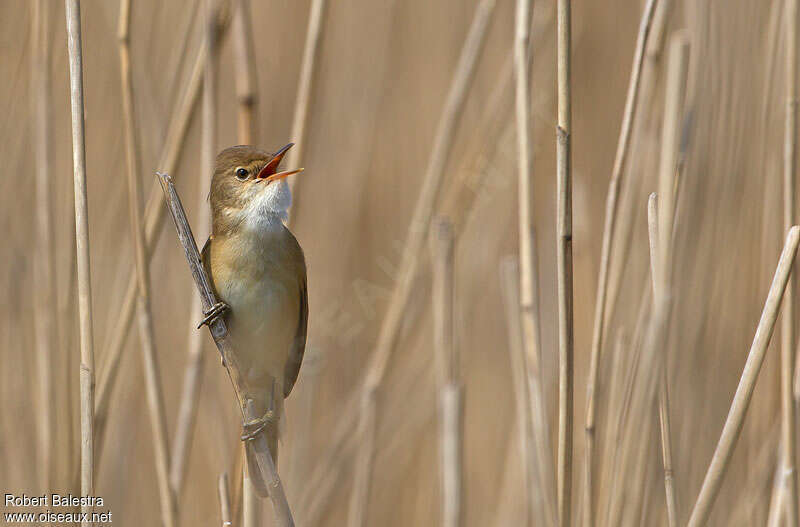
[{"left": 235, "top": 167, "right": 249, "bottom": 180}]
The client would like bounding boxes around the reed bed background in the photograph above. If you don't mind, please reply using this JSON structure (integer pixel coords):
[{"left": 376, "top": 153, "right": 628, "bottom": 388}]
[{"left": 2, "top": 0, "right": 799, "bottom": 525}]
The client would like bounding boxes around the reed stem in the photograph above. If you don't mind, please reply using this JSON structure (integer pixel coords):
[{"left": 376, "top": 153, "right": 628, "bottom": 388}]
[
  {"left": 687, "top": 226, "right": 800, "bottom": 527},
  {"left": 64, "top": 2, "right": 96, "bottom": 524}
]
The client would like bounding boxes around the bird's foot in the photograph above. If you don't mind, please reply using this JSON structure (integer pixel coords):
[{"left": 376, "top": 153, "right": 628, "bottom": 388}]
[
  {"left": 197, "top": 301, "right": 230, "bottom": 329},
  {"left": 240, "top": 409, "right": 276, "bottom": 441}
]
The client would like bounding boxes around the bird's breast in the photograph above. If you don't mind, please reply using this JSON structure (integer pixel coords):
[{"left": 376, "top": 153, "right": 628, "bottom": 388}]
[{"left": 208, "top": 228, "right": 302, "bottom": 382}]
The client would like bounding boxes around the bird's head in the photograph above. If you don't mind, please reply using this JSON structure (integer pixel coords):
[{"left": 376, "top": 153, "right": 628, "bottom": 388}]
[{"left": 209, "top": 143, "right": 303, "bottom": 234}]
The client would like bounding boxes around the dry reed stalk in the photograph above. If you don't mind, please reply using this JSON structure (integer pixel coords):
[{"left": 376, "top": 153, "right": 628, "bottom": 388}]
[
  {"left": 218, "top": 472, "right": 233, "bottom": 527},
  {"left": 158, "top": 174, "right": 294, "bottom": 527},
  {"left": 607, "top": 33, "right": 689, "bottom": 527},
  {"left": 118, "top": 1, "right": 177, "bottom": 524},
  {"left": 94, "top": 1, "right": 233, "bottom": 439},
  {"left": 582, "top": 2, "right": 659, "bottom": 523},
  {"left": 32, "top": 0, "right": 56, "bottom": 491},
  {"left": 242, "top": 462, "right": 259, "bottom": 527},
  {"left": 169, "top": 0, "right": 220, "bottom": 499},
  {"left": 64, "top": 1, "right": 96, "bottom": 523},
  {"left": 780, "top": 0, "right": 800, "bottom": 525},
  {"left": 500, "top": 257, "right": 540, "bottom": 526},
  {"left": 231, "top": 3, "right": 259, "bottom": 518},
  {"left": 285, "top": 0, "right": 327, "bottom": 212},
  {"left": 347, "top": 3, "right": 495, "bottom": 526},
  {"left": 431, "top": 218, "right": 462, "bottom": 527},
  {"left": 513, "top": 0, "right": 557, "bottom": 523},
  {"left": 686, "top": 226, "right": 800, "bottom": 527},
  {"left": 555, "top": 1, "right": 573, "bottom": 525},
  {"left": 646, "top": 193, "right": 678, "bottom": 527},
  {"left": 229, "top": 444, "right": 245, "bottom": 526},
  {"left": 232, "top": 0, "right": 257, "bottom": 145}
]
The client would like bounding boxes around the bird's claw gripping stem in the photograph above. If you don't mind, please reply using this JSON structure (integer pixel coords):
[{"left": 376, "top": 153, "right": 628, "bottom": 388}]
[
  {"left": 240, "top": 409, "right": 277, "bottom": 441},
  {"left": 197, "top": 301, "right": 229, "bottom": 329}
]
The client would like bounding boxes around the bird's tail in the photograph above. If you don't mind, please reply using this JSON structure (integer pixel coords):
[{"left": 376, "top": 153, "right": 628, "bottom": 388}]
[
  {"left": 244, "top": 389, "right": 283, "bottom": 498},
  {"left": 245, "top": 426, "right": 279, "bottom": 497}
]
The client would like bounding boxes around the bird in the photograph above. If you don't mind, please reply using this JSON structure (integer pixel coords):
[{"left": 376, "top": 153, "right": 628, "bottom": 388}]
[{"left": 201, "top": 143, "right": 307, "bottom": 496}]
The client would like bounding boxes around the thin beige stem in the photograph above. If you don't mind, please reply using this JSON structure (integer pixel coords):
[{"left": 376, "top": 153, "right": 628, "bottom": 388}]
[
  {"left": 431, "top": 218, "right": 462, "bottom": 527},
  {"left": 64, "top": 2, "right": 96, "bottom": 524},
  {"left": 32, "top": 0, "right": 56, "bottom": 491},
  {"left": 218, "top": 472, "right": 233, "bottom": 527},
  {"left": 556, "top": 1, "right": 573, "bottom": 525},
  {"left": 687, "top": 226, "right": 800, "bottom": 527},
  {"left": 500, "top": 257, "right": 538, "bottom": 527},
  {"left": 232, "top": 0, "right": 257, "bottom": 145},
  {"left": 347, "top": 3, "right": 495, "bottom": 526},
  {"left": 514, "top": 0, "right": 557, "bottom": 522},
  {"left": 782, "top": 1, "right": 800, "bottom": 526},
  {"left": 118, "top": 0, "right": 177, "bottom": 524},
  {"left": 647, "top": 193, "right": 678, "bottom": 527},
  {"left": 286, "top": 0, "right": 327, "bottom": 218},
  {"left": 169, "top": 0, "right": 220, "bottom": 499},
  {"left": 583, "top": 3, "right": 659, "bottom": 524},
  {"left": 94, "top": 1, "right": 233, "bottom": 444}
]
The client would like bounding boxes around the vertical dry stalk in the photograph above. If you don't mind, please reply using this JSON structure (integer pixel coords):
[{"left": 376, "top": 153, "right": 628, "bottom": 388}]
[
  {"left": 686, "top": 226, "right": 800, "bottom": 527},
  {"left": 158, "top": 174, "right": 294, "bottom": 526},
  {"left": 286, "top": 0, "right": 327, "bottom": 209},
  {"left": 231, "top": 1, "right": 259, "bottom": 521},
  {"left": 607, "top": 33, "right": 688, "bottom": 527},
  {"left": 118, "top": 1, "right": 177, "bottom": 524},
  {"left": 555, "top": 1, "right": 574, "bottom": 525},
  {"left": 646, "top": 193, "right": 678, "bottom": 527},
  {"left": 500, "top": 257, "right": 538, "bottom": 527},
  {"left": 781, "top": 0, "right": 800, "bottom": 525},
  {"left": 431, "top": 218, "right": 462, "bottom": 527},
  {"left": 218, "top": 473, "right": 233, "bottom": 527},
  {"left": 232, "top": 0, "right": 257, "bottom": 145},
  {"left": 347, "top": 3, "right": 495, "bottom": 526},
  {"left": 514, "top": 0, "right": 557, "bottom": 523},
  {"left": 582, "top": 2, "right": 659, "bottom": 523},
  {"left": 32, "top": 0, "right": 56, "bottom": 490},
  {"left": 95, "top": 2, "right": 233, "bottom": 441},
  {"left": 64, "top": 1, "right": 96, "bottom": 523},
  {"left": 170, "top": 0, "right": 219, "bottom": 499}
]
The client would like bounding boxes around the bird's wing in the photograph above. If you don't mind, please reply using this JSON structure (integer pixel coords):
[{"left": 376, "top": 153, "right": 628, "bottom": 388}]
[
  {"left": 283, "top": 236, "right": 308, "bottom": 398},
  {"left": 200, "top": 236, "right": 217, "bottom": 295}
]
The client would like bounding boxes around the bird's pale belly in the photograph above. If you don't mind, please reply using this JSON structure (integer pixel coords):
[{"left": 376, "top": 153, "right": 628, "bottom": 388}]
[{"left": 215, "top": 258, "right": 300, "bottom": 406}]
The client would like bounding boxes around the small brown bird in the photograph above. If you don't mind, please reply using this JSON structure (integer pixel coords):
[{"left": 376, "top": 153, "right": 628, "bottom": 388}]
[{"left": 201, "top": 143, "right": 307, "bottom": 496}]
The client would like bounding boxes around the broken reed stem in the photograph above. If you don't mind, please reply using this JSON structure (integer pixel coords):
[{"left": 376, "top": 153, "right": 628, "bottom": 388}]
[
  {"left": 94, "top": 1, "right": 232, "bottom": 445},
  {"left": 218, "top": 473, "right": 233, "bottom": 527},
  {"left": 158, "top": 174, "right": 294, "bottom": 527},
  {"left": 500, "top": 258, "right": 540, "bottom": 527},
  {"left": 686, "top": 226, "right": 800, "bottom": 527},
  {"left": 170, "top": 0, "right": 219, "bottom": 499},
  {"left": 286, "top": 0, "right": 327, "bottom": 214},
  {"left": 556, "top": 1, "right": 573, "bottom": 525},
  {"left": 118, "top": 1, "right": 177, "bottom": 524},
  {"left": 347, "top": 3, "right": 495, "bottom": 526},
  {"left": 431, "top": 218, "right": 463, "bottom": 527},
  {"left": 32, "top": 0, "right": 56, "bottom": 491},
  {"left": 232, "top": 0, "right": 257, "bottom": 145},
  {"left": 514, "top": 0, "right": 557, "bottom": 523},
  {"left": 646, "top": 193, "right": 678, "bottom": 527},
  {"left": 782, "top": 0, "right": 800, "bottom": 525},
  {"left": 64, "top": 1, "right": 96, "bottom": 524},
  {"left": 607, "top": 32, "right": 688, "bottom": 527},
  {"left": 583, "top": 2, "right": 659, "bottom": 523}
]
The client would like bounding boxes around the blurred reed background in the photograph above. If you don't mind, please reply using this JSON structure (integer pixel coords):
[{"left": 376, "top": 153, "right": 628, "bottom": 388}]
[{"left": 2, "top": 0, "right": 800, "bottom": 525}]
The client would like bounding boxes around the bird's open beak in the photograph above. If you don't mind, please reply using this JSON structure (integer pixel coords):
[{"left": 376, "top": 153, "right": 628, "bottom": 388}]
[{"left": 256, "top": 142, "right": 304, "bottom": 182}]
